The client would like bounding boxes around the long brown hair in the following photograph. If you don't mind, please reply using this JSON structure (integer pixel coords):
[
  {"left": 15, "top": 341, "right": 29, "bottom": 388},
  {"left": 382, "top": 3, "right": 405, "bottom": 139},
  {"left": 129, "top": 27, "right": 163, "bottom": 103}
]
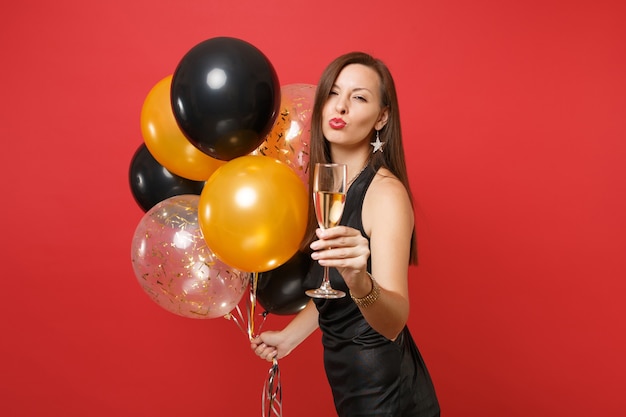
[{"left": 301, "top": 52, "right": 418, "bottom": 265}]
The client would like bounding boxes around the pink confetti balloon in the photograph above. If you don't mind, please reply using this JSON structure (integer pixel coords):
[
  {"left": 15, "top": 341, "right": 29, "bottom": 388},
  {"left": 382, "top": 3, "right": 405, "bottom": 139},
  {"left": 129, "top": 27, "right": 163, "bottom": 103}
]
[
  {"left": 253, "top": 83, "right": 315, "bottom": 187},
  {"left": 131, "top": 194, "right": 249, "bottom": 319}
]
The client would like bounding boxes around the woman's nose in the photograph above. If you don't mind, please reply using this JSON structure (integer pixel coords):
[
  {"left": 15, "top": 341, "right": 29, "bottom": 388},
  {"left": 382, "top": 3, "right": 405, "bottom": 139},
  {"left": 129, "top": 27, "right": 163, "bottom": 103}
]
[{"left": 335, "top": 96, "right": 347, "bottom": 114}]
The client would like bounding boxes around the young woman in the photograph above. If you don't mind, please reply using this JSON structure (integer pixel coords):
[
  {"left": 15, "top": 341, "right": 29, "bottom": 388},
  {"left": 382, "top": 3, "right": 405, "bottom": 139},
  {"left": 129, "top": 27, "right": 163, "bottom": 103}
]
[{"left": 252, "top": 52, "right": 440, "bottom": 416}]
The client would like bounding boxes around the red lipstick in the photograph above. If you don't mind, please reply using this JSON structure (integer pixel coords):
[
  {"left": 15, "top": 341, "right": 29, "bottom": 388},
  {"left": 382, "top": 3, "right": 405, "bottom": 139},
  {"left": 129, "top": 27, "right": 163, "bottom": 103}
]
[{"left": 329, "top": 118, "right": 346, "bottom": 129}]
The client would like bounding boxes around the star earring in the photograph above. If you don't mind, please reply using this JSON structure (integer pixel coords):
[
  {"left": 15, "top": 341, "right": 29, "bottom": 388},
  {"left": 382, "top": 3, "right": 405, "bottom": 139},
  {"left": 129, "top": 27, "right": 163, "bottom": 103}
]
[{"left": 370, "top": 130, "right": 385, "bottom": 153}]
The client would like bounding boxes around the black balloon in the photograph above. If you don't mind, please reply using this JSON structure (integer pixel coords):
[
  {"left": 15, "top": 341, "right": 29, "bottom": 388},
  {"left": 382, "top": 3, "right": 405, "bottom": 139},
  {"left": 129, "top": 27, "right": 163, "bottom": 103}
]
[
  {"left": 256, "top": 251, "right": 312, "bottom": 315},
  {"left": 171, "top": 37, "right": 280, "bottom": 161},
  {"left": 129, "top": 144, "right": 205, "bottom": 212}
]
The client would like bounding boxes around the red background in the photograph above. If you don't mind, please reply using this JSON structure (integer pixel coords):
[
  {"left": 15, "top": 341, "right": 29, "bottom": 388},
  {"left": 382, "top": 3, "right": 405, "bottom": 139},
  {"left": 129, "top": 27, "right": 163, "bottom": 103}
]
[{"left": 2, "top": 1, "right": 625, "bottom": 416}]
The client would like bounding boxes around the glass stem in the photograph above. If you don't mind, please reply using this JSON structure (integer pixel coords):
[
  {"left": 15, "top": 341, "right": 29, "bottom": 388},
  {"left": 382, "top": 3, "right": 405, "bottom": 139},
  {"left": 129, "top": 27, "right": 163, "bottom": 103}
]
[{"left": 320, "top": 266, "right": 332, "bottom": 291}]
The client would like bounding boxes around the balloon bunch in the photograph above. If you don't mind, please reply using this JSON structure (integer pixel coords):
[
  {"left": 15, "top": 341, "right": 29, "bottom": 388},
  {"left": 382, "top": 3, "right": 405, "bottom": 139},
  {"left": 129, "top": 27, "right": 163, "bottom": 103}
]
[{"left": 128, "top": 37, "right": 318, "bottom": 417}]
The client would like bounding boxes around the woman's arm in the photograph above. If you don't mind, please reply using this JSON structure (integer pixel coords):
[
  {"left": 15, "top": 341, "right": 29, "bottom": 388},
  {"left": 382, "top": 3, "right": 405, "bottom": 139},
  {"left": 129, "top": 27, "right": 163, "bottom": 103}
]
[
  {"left": 251, "top": 299, "right": 319, "bottom": 362},
  {"left": 357, "top": 172, "right": 413, "bottom": 338},
  {"left": 310, "top": 170, "right": 413, "bottom": 340}
]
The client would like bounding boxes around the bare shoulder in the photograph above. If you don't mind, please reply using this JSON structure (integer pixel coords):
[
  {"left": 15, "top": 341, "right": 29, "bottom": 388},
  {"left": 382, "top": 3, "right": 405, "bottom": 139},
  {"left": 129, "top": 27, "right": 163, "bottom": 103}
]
[
  {"left": 362, "top": 168, "right": 414, "bottom": 235},
  {"left": 368, "top": 168, "right": 412, "bottom": 209}
]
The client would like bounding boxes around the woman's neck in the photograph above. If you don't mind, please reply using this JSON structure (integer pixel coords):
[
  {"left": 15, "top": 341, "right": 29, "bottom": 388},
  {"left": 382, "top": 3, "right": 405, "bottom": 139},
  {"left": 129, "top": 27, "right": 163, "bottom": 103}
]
[{"left": 330, "top": 146, "right": 371, "bottom": 189}]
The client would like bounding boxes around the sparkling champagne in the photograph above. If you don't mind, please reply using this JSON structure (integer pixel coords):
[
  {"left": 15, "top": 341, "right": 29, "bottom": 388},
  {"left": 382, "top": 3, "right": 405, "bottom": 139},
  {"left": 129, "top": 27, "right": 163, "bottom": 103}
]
[{"left": 314, "top": 191, "right": 346, "bottom": 229}]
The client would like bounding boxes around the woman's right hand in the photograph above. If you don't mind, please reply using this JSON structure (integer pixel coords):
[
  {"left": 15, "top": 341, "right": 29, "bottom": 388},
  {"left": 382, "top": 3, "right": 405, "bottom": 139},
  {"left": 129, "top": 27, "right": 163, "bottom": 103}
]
[
  {"left": 251, "top": 331, "right": 291, "bottom": 362},
  {"left": 251, "top": 300, "right": 320, "bottom": 362}
]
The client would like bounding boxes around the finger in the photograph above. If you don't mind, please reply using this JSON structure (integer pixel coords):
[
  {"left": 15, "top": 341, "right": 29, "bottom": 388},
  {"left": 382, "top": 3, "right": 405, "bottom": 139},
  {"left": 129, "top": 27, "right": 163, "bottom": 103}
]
[
  {"left": 260, "top": 347, "right": 277, "bottom": 361},
  {"left": 255, "top": 343, "right": 268, "bottom": 355},
  {"left": 266, "top": 350, "right": 278, "bottom": 362}
]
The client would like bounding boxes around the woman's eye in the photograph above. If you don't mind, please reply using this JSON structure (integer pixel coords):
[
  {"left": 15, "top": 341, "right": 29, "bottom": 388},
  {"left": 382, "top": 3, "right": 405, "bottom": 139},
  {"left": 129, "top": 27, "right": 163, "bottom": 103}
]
[
  {"left": 329, "top": 90, "right": 338, "bottom": 96},
  {"left": 354, "top": 95, "right": 367, "bottom": 102}
]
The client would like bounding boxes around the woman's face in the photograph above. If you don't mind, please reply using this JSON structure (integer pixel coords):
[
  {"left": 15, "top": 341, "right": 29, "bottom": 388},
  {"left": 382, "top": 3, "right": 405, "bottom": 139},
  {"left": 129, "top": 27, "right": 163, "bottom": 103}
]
[{"left": 322, "top": 64, "right": 388, "bottom": 148}]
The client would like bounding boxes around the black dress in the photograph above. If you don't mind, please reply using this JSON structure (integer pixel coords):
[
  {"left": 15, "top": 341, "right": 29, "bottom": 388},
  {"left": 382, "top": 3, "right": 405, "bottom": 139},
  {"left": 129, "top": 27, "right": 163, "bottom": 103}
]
[{"left": 306, "top": 166, "right": 440, "bottom": 417}]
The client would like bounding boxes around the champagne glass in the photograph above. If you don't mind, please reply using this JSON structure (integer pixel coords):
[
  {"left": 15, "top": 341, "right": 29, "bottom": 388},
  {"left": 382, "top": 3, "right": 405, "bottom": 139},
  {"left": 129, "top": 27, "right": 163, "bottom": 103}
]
[{"left": 306, "top": 163, "right": 347, "bottom": 299}]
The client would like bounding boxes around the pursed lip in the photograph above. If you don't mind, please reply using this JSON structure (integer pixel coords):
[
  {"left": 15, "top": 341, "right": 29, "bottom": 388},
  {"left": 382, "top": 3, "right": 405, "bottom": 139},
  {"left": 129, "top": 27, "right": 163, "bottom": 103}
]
[{"left": 329, "top": 118, "right": 346, "bottom": 129}]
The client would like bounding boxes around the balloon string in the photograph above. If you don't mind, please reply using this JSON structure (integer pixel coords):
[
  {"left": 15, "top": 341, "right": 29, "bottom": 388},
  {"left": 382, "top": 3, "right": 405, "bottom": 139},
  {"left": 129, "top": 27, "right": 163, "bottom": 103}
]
[
  {"left": 224, "top": 273, "right": 267, "bottom": 338},
  {"left": 225, "top": 272, "right": 281, "bottom": 417},
  {"left": 223, "top": 304, "right": 246, "bottom": 334},
  {"left": 257, "top": 310, "right": 269, "bottom": 334},
  {"left": 247, "top": 272, "right": 259, "bottom": 341},
  {"left": 224, "top": 303, "right": 269, "bottom": 338},
  {"left": 262, "top": 358, "right": 282, "bottom": 417}
]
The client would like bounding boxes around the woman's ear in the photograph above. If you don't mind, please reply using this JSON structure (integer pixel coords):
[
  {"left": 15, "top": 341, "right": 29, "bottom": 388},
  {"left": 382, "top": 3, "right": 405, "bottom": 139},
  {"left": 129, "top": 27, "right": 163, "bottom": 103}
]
[{"left": 375, "top": 106, "right": 389, "bottom": 131}]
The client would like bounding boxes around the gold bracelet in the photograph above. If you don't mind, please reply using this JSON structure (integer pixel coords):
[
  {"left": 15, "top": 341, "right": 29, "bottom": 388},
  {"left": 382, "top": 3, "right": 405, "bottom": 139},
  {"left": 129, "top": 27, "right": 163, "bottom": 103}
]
[{"left": 350, "top": 272, "right": 380, "bottom": 308}]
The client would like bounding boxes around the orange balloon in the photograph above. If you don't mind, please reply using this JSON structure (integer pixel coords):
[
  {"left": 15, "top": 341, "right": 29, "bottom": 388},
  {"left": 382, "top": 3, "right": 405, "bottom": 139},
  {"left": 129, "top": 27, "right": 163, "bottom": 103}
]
[
  {"left": 199, "top": 155, "right": 308, "bottom": 273},
  {"left": 140, "top": 75, "right": 225, "bottom": 181}
]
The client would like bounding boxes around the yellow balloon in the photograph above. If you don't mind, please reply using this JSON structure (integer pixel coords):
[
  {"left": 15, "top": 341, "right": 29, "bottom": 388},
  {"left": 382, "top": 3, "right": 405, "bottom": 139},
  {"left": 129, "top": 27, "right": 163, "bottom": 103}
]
[
  {"left": 199, "top": 155, "right": 308, "bottom": 273},
  {"left": 140, "top": 75, "right": 225, "bottom": 181}
]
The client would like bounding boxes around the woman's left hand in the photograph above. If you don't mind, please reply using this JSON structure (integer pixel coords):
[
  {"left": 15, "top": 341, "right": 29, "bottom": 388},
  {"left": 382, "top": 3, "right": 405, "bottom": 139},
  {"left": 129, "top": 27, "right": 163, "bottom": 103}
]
[{"left": 310, "top": 226, "right": 371, "bottom": 291}]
